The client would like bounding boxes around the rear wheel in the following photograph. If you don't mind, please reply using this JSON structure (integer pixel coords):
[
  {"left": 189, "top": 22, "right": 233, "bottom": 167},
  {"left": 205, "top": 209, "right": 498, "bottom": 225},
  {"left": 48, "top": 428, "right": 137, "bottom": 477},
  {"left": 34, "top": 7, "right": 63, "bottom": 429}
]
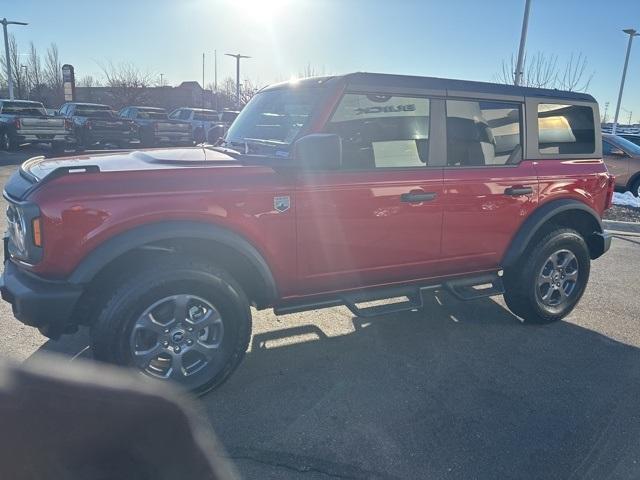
[
  {"left": 0, "top": 131, "right": 18, "bottom": 151},
  {"left": 90, "top": 257, "right": 252, "bottom": 395},
  {"left": 503, "top": 228, "right": 590, "bottom": 324}
]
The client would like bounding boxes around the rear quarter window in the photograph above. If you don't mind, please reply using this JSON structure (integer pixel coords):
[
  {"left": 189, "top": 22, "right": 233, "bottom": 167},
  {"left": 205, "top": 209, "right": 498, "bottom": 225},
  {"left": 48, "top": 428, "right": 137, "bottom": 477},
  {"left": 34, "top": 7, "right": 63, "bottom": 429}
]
[{"left": 537, "top": 104, "right": 595, "bottom": 155}]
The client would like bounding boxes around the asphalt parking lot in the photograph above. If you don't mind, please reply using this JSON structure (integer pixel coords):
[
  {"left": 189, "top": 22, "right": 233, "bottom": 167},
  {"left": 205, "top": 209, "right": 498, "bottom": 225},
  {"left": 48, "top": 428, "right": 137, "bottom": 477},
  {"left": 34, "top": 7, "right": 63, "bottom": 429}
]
[{"left": 0, "top": 154, "right": 639, "bottom": 479}]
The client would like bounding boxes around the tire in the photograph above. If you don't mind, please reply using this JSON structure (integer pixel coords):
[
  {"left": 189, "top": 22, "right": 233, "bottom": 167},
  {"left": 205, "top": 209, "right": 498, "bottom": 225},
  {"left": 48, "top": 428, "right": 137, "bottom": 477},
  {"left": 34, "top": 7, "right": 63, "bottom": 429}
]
[
  {"left": 0, "top": 131, "right": 9, "bottom": 151},
  {"left": 503, "top": 227, "right": 590, "bottom": 324},
  {"left": 631, "top": 177, "right": 640, "bottom": 198},
  {"left": 90, "top": 256, "right": 252, "bottom": 395},
  {"left": 141, "top": 130, "right": 156, "bottom": 148},
  {"left": 1, "top": 131, "right": 19, "bottom": 151}
]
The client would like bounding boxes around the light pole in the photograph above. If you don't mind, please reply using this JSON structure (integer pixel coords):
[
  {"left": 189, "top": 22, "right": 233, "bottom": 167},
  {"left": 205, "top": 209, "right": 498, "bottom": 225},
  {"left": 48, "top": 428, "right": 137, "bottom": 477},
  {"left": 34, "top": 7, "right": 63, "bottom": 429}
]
[
  {"left": 159, "top": 73, "right": 164, "bottom": 87},
  {"left": 612, "top": 29, "right": 638, "bottom": 135},
  {"left": 225, "top": 53, "right": 250, "bottom": 108},
  {"left": 20, "top": 64, "right": 28, "bottom": 99},
  {"left": 1, "top": 18, "right": 28, "bottom": 100},
  {"left": 514, "top": 0, "right": 532, "bottom": 86}
]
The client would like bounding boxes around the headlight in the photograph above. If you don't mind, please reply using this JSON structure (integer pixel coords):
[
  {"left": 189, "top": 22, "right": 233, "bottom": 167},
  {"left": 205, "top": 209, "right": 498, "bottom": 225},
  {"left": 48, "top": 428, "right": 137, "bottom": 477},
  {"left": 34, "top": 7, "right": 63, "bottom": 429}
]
[{"left": 6, "top": 202, "right": 42, "bottom": 264}]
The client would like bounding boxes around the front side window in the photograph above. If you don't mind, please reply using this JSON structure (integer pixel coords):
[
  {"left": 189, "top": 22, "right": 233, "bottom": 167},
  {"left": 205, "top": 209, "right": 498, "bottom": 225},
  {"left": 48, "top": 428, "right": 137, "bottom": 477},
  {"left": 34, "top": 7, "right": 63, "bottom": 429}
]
[
  {"left": 446, "top": 100, "right": 521, "bottom": 166},
  {"left": 225, "top": 87, "right": 322, "bottom": 150},
  {"left": 326, "top": 93, "right": 430, "bottom": 169},
  {"left": 538, "top": 104, "right": 595, "bottom": 155},
  {"left": 137, "top": 108, "right": 168, "bottom": 120}
]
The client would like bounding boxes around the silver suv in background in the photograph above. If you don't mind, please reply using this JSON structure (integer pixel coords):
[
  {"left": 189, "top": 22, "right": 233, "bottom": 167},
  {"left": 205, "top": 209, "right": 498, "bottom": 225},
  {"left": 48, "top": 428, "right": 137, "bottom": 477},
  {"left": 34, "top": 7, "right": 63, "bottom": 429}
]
[{"left": 0, "top": 100, "right": 74, "bottom": 152}]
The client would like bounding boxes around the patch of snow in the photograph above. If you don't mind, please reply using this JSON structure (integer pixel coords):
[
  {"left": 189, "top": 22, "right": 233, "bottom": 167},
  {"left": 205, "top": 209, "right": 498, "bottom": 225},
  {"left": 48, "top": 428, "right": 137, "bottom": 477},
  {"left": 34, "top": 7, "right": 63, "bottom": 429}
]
[{"left": 612, "top": 191, "right": 640, "bottom": 208}]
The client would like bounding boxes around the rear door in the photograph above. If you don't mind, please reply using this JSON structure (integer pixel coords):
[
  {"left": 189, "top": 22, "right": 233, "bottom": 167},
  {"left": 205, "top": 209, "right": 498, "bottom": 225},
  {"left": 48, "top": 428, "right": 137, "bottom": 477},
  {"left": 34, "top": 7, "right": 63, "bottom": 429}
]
[
  {"left": 441, "top": 98, "right": 538, "bottom": 273},
  {"left": 295, "top": 91, "right": 445, "bottom": 294}
]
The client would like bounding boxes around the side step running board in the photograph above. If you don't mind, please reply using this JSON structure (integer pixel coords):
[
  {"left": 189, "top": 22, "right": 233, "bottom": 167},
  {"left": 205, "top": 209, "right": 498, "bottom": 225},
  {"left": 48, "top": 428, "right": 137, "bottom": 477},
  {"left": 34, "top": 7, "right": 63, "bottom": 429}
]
[
  {"left": 274, "top": 272, "right": 504, "bottom": 318},
  {"left": 445, "top": 273, "right": 504, "bottom": 301}
]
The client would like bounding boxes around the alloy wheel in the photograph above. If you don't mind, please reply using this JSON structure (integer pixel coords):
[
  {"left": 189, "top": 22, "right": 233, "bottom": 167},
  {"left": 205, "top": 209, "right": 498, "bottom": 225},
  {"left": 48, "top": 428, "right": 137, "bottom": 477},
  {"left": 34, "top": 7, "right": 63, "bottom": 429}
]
[
  {"left": 537, "top": 249, "right": 579, "bottom": 307},
  {"left": 129, "top": 294, "right": 224, "bottom": 380}
]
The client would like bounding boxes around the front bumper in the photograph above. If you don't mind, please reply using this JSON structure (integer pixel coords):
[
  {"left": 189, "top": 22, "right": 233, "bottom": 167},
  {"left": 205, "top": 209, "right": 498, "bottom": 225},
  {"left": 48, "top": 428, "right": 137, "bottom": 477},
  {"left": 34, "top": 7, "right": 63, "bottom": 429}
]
[{"left": 0, "top": 260, "right": 84, "bottom": 338}]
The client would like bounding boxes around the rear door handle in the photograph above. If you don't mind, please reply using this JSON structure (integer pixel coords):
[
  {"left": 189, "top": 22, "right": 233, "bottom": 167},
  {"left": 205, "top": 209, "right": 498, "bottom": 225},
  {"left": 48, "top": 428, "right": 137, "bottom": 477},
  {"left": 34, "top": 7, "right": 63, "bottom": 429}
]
[
  {"left": 400, "top": 191, "right": 437, "bottom": 203},
  {"left": 504, "top": 186, "right": 533, "bottom": 196}
]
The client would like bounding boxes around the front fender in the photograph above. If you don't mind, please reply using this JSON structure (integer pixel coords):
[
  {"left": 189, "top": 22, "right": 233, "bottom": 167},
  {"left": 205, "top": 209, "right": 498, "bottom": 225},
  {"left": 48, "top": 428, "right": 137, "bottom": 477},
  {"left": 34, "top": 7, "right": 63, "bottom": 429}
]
[{"left": 67, "top": 220, "right": 278, "bottom": 302}]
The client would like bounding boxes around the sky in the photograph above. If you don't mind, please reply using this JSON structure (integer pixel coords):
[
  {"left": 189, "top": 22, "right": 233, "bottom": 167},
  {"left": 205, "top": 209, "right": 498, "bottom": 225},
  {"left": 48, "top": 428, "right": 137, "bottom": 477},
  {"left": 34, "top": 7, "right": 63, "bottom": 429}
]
[{"left": 6, "top": 0, "right": 640, "bottom": 121}]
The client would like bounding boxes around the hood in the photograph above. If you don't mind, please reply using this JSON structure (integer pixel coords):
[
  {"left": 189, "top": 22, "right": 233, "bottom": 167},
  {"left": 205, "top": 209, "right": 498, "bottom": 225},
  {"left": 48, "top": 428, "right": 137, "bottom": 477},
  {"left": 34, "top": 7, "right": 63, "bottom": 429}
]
[{"left": 22, "top": 147, "right": 238, "bottom": 181}]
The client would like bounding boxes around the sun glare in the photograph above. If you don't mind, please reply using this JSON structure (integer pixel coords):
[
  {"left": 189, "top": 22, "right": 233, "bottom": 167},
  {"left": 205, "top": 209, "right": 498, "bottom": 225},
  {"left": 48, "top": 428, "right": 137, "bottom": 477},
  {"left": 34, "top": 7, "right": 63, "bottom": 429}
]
[{"left": 229, "top": 0, "right": 292, "bottom": 23}]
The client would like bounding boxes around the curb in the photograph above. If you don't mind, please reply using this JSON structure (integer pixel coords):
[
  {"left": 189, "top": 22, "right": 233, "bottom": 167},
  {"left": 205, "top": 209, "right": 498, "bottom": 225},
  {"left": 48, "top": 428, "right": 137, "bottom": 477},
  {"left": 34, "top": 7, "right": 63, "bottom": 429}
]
[{"left": 603, "top": 219, "right": 640, "bottom": 234}]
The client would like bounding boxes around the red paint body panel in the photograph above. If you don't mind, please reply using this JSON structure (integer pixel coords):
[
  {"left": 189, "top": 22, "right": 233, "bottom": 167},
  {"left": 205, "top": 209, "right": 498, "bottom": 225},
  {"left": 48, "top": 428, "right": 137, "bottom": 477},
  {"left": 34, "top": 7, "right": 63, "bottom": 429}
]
[
  {"left": 535, "top": 159, "right": 611, "bottom": 217},
  {"left": 29, "top": 164, "right": 299, "bottom": 295},
  {"left": 441, "top": 161, "right": 539, "bottom": 274},
  {"left": 294, "top": 168, "right": 443, "bottom": 294}
]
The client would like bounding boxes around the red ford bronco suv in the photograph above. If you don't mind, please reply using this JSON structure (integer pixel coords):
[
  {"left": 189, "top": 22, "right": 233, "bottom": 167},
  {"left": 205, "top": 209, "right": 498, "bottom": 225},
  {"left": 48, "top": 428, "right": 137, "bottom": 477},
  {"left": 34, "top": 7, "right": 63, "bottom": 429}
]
[{"left": 1, "top": 73, "right": 613, "bottom": 394}]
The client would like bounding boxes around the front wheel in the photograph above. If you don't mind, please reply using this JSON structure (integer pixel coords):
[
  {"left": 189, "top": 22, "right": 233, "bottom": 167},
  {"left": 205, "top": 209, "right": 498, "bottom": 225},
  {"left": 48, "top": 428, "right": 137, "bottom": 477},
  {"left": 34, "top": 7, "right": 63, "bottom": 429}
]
[
  {"left": 503, "top": 228, "right": 590, "bottom": 324},
  {"left": 90, "top": 257, "right": 252, "bottom": 395}
]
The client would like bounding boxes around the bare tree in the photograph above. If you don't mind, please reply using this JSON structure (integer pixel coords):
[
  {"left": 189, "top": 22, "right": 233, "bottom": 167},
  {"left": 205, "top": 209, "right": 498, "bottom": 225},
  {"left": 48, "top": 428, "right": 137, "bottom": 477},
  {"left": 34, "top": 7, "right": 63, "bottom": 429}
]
[
  {"left": 298, "top": 63, "right": 326, "bottom": 78},
  {"left": 0, "top": 34, "right": 28, "bottom": 98},
  {"left": 239, "top": 78, "right": 259, "bottom": 107},
  {"left": 99, "top": 61, "right": 153, "bottom": 108},
  {"left": 496, "top": 51, "right": 593, "bottom": 92},
  {"left": 78, "top": 75, "right": 99, "bottom": 88},
  {"left": 44, "top": 43, "right": 63, "bottom": 105}
]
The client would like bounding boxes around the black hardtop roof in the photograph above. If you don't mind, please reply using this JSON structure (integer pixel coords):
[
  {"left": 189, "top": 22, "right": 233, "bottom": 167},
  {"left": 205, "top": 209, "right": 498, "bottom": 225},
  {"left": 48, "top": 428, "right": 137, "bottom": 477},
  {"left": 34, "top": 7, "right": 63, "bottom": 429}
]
[{"left": 263, "top": 72, "right": 596, "bottom": 103}]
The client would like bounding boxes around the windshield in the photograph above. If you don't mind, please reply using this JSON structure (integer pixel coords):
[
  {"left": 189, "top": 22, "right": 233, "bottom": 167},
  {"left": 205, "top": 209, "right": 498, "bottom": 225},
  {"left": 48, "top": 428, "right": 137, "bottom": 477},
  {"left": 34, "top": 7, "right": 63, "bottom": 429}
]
[
  {"left": 615, "top": 136, "right": 640, "bottom": 155},
  {"left": 225, "top": 87, "right": 322, "bottom": 149},
  {"left": 1, "top": 102, "right": 47, "bottom": 116},
  {"left": 75, "top": 106, "right": 115, "bottom": 118},
  {"left": 138, "top": 108, "right": 168, "bottom": 120}
]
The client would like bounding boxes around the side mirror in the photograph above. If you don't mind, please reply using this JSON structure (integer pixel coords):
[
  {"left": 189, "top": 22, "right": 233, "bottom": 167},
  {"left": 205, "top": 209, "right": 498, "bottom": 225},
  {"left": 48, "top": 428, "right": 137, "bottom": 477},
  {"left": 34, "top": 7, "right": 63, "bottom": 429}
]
[{"left": 293, "top": 134, "right": 342, "bottom": 170}]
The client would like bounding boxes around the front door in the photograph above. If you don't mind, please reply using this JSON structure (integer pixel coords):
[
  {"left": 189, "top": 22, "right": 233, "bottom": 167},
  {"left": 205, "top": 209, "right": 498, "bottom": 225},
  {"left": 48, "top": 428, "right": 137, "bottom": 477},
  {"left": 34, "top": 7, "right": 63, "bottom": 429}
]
[
  {"left": 295, "top": 92, "right": 444, "bottom": 295},
  {"left": 440, "top": 99, "right": 538, "bottom": 273}
]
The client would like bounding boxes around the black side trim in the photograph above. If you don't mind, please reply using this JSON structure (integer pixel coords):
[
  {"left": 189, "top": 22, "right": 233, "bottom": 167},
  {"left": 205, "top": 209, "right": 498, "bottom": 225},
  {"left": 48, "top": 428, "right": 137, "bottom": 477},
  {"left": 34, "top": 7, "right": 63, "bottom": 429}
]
[
  {"left": 502, "top": 199, "right": 604, "bottom": 267},
  {"left": 68, "top": 221, "right": 278, "bottom": 302}
]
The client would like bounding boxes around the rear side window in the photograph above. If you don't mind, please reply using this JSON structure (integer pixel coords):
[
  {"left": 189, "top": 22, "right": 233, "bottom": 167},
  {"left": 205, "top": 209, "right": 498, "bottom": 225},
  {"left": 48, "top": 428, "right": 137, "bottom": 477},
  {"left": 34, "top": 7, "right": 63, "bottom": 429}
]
[
  {"left": 446, "top": 100, "right": 522, "bottom": 166},
  {"left": 537, "top": 104, "right": 595, "bottom": 155},
  {"left": 194, "top": 111, "right": 218, "bottom": 121},
  {"left": 326, "top": 93, "right": 430, "bottom": 169}
]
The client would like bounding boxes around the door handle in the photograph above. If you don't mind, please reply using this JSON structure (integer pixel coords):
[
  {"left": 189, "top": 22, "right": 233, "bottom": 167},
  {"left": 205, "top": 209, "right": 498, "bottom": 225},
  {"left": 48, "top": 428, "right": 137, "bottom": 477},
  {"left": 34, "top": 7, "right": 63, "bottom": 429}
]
[
  {"left": 400, "top": 191, "right": 437, "bottom": 203},
  {"left": 504, "top": 186, "right": 533, "bottom": 196}
]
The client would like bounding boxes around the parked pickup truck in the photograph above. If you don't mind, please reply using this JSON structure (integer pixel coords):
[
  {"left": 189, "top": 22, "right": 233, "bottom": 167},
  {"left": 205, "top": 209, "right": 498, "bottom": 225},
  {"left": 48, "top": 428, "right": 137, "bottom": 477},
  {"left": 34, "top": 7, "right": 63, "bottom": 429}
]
[
  {"left": 58, "top": 102, "right": 137, "bottom": 150},
  {"left": 207, "top": 110, "right": 240, "bottom": 143},
  {"left": 0, "top": 99, "right": 74, "bottom": 152},
  {"left": 119, "top": 106, "right": 193, "bottom": 147},
  {"left": 1, "top": 73, "right": 613, "bottom": 395},
  {"left": 168, "top": 107, "right": 219, "bottom": 143}
]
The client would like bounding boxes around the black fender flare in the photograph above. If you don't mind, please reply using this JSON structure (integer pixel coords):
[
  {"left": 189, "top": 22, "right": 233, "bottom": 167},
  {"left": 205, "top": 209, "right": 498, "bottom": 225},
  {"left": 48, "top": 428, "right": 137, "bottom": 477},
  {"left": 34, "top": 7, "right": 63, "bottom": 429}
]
[
  {"left": 501, "top": 199, "right": 604, "bottom": 267},
  {"left": 68, "top": 221, "right": 278, "bottom": 301}
]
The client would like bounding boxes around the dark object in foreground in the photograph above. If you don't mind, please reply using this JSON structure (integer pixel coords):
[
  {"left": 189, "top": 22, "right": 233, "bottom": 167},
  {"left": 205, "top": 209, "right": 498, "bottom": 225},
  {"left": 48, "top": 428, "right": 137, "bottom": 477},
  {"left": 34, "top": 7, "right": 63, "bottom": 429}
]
[{"left": 0, "top": 356, "right": 235, "bottom": 480}]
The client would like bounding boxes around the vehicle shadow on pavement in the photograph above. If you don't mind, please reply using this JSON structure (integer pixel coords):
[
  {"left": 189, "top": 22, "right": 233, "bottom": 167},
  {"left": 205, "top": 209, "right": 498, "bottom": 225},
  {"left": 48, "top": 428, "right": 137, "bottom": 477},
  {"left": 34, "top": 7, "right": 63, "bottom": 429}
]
[{"left": 29, "top": 292, "right": 640, "bottom": 480}]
